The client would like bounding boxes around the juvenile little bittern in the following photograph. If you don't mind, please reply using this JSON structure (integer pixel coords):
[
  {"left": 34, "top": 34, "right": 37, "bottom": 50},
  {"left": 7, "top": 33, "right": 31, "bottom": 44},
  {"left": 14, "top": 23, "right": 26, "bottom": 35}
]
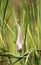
[{"left": 16, "top": 20, "right": 23, "bottom": 52}]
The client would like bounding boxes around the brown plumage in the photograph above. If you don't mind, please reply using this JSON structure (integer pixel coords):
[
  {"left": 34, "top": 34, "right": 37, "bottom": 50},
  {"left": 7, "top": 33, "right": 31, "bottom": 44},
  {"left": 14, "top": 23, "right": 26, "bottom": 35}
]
[{"left": 16, "top": 20, "right": 23, "bottom": 52}]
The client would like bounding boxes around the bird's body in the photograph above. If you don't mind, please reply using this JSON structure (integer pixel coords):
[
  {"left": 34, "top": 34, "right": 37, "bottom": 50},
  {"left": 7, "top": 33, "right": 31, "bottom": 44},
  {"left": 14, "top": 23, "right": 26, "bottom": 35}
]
[{"left": 16, "top": 21, "right": 23, "bottom": 51}]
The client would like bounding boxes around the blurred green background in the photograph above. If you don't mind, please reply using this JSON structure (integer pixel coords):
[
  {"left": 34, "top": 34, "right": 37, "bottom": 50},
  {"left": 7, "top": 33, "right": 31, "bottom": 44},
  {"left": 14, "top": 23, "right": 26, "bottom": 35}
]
[{"left": 0, "top": 0, "right": 41, "bottom": 65}]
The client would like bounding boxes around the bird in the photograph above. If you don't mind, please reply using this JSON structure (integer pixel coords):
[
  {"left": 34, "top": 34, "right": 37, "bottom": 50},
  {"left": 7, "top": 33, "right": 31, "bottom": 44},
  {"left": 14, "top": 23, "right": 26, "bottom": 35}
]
[{"left": 16, "top": 20, "right": 23, "bottom": 52}]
